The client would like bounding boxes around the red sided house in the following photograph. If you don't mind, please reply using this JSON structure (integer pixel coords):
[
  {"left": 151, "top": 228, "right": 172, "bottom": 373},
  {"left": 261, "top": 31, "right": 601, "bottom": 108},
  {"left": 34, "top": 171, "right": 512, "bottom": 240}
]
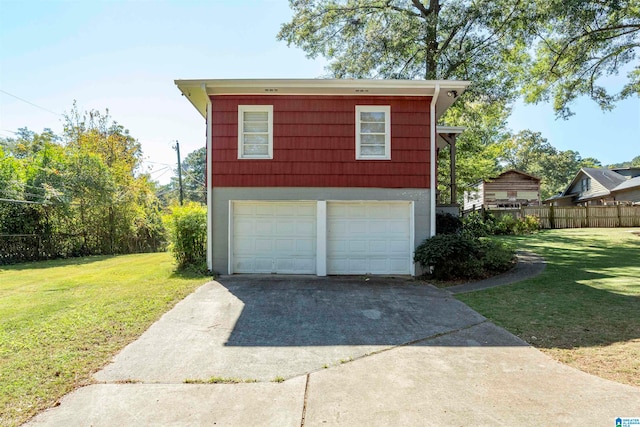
[{"left": 175, "top": 79, "right": 469, "bottom": 276}]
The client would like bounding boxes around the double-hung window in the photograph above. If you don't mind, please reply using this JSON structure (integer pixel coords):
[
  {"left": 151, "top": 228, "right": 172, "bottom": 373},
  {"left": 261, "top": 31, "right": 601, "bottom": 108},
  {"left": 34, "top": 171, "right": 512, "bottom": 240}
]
[
  {"left": 355, "top": 105, "right": 391, "bottom": 160},
  {"left": 238, "top": 105, "right": 273, "bottom": 159}
]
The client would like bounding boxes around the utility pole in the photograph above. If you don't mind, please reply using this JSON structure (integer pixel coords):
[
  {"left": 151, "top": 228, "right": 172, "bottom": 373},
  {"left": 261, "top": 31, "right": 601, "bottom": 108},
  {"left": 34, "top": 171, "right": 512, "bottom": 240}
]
[{"left": 173, "top": 141, "right": 184, "bottom": 206}]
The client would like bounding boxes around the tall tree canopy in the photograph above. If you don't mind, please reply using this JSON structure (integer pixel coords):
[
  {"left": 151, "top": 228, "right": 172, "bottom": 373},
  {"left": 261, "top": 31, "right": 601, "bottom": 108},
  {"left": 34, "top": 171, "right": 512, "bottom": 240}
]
[
  {"left": 0, "top": 107, "right": 166, "bottom": 264},
  {"left": 498, "top": 130, "right": 602, "bottom": 199},
  {"left": 157, "top": 147, "right": 206, "bottom": 206},
  {"left": 279, "top": 0, "right": 639, "bottom": 115},
  {"left": 524, "top": 0, "right": 640, "bottom": 118},
  {"left": 278, "top": 0, "right": 534, "bottom": 103}
]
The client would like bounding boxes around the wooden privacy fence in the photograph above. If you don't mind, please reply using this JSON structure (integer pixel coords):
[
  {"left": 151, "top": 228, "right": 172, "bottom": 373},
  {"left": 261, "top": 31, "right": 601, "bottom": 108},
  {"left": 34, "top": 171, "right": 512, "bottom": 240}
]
[{"left": 488, "top": 205, "right": 640, "bottom": 229}]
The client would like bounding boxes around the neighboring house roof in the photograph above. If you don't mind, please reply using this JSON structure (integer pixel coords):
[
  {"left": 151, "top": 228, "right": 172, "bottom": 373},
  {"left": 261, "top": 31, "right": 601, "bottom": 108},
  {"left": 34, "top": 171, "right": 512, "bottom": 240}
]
[
  {"left": 562, "top": 167, "right": 627, "bottom": 197},
  {"left": 175, "top": 78, "right": 470, "bottom": 120},
  {"left": 468, "top": 169, "right": 541, "bottom": 189},
  {"left": 612, "top": 176, "right": 640, "bottom": 192},
  {"left": 543, "top": 194, "right": 573, "bottom": 203},
  {"left": 611, "top": 167, "right": 640, "bottom": 178},
  {"left": 490, "top": 169, "right": 541, "bottom": 182}
]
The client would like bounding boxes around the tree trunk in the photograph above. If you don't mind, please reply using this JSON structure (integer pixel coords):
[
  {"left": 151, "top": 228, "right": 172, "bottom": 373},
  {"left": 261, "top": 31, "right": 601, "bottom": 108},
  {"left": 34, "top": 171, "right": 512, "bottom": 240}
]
[{"left": 424, "top": 0, "right": 440, "bottom": 79}]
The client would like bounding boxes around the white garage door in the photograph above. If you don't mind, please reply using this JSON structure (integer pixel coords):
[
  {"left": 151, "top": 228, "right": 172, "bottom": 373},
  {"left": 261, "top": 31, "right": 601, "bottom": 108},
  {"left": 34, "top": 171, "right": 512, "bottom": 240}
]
[
  {"left": 232, "top": 202, "right": 316, "bottom": 274},
  {"left": 327, "top": 202, "right": 412, "bottom": 275}
]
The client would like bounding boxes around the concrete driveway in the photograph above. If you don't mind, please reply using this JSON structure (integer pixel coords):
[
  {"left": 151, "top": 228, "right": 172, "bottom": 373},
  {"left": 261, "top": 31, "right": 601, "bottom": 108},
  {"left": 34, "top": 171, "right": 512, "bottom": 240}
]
[{"left": 27, "top": 276, "right": 640, "bottom": 426}]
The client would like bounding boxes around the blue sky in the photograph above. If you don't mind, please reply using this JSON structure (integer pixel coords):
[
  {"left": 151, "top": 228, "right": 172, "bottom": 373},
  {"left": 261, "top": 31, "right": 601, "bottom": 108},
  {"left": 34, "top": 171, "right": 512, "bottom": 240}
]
[{"left": 1, "top": 0, "right": 638, "bottom": 184}]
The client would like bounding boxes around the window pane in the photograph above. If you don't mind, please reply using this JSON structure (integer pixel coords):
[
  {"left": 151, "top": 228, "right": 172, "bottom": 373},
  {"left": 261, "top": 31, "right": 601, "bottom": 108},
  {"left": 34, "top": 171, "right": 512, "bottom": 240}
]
[
  {"left": 360, "top": 122, "right": 385, "bottom": 133},
  {"left": 244, "top": 121, "right": 268, "bottom": 132},
  {"left": 361, "top": 134, "right": 385, "bottom": 146},
  {"left": 244, "top": 134, "right": 269, "bottom": 145},
  {"left": 244, "top": 111, "right": 268, "bottom": 122},
  {"left": 360, "top": 111, "right": 385, "bottom": 122},
  {"left": 244, "top": 144, "right": 269, "bottom": 155},
  {"left": 361, "top": 145, "right": 386, "bottom": 156}
]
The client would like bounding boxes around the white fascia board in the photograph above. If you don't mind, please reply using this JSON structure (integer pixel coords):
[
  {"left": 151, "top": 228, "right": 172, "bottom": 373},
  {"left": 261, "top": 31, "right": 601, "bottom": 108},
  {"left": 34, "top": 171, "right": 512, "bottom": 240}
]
[{"left": 175, "top": 79, "right": 470, "bottom": 118}]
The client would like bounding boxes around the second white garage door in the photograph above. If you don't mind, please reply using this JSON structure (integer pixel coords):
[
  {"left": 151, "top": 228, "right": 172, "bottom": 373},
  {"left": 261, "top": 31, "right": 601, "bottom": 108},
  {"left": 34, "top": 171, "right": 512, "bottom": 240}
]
[
  {"left": 233, "top": 201, "right": 317, "bottom": 274},
  {"left": 327, "top": 202, "right": 412, "bottom": 275}
]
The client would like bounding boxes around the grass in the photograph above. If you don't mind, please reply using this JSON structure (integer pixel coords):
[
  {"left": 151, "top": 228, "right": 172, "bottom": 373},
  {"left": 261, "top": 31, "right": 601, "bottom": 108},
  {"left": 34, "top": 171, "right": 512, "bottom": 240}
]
[
  {"left": 184, "top": 377, "right": 257, "bottom": 384},
  {"left": 0, "top": 252, "right": 210, "bottom": 427},
  {"left": 457, "top": 228, "right": 640, "bottom": 387}
]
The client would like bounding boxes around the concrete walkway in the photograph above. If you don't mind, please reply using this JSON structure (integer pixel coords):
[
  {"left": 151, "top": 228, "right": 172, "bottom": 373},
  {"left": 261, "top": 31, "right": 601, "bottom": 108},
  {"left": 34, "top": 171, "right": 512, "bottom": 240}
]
[
  {"left": 26, "top": 273, "right": 639, "bottom": 426},
  {"left": 447, "top": 250, "right": 546, "bottom": 294}
]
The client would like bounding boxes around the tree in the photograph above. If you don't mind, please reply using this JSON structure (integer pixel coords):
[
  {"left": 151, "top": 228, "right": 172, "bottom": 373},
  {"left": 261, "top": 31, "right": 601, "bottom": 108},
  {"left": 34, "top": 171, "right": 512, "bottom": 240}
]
[
  {"left": 0, "top": 112, "right": 166, "bottom": 263},
  {"left": 278, "top": 0, "right": 534, "bottom": 103},
  {"left": 524, "top": 0, "right": 640, "bottom": 118},
  {"left": 498, "top": 130, "right": 601, "bottom": 199},
  {"left": 160, "top": 147, "right": 206, "bottom": 206},
  {"left": 180, "top": 147, "right": 206, "bottom": 204},
  {"left": 608, "top": 155, "right": 640, "bottom": 168},
  {"left": 437, "top": 101, "right": 509, "bottom": 203}
]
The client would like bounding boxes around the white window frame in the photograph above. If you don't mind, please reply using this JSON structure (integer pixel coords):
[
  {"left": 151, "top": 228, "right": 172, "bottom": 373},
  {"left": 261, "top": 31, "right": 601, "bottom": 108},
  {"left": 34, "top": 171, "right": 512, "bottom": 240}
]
[
  {"left": 238, "top": 105, "right": 273, "bottom": 159},
  {"left": 355, "top": 105, "right": 391, "bottom": 160}
]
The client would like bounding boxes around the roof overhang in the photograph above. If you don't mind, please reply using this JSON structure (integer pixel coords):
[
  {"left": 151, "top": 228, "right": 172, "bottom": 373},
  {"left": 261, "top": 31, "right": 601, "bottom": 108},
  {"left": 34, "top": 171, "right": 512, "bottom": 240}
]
[
  {"left": 175, "top": 78, "right": 471, "bottom": 120},
  {"left": 436, "top": 125, "right": 466, "bottom": 149}
]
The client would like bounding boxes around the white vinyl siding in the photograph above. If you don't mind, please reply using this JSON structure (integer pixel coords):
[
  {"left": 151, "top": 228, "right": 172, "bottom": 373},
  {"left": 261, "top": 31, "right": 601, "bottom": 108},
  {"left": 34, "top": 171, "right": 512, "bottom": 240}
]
[
  {"left": 238, "top": 105, "right": 273, "bottom": 159},
  {"left": 355, "top": 106, "right": 391, "bottom": 160}
]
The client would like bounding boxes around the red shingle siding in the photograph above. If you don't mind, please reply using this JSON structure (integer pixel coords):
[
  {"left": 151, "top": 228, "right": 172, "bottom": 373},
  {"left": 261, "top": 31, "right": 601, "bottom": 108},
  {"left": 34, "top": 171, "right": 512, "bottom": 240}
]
[{"left": 210, "top": 95, "right": 431, "bottom": 188}]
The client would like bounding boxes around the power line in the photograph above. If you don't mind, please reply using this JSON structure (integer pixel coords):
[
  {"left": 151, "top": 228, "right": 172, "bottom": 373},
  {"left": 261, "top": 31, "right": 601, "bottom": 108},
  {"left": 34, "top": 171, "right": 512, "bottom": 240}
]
[{"left": 0, "top": 89, "right": 62, "bottom": 116}]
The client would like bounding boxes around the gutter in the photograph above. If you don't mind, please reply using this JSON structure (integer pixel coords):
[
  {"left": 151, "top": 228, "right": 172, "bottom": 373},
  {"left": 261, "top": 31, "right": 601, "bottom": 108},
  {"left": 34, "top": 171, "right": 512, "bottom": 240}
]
[{"left": 429, "top": 84, "right": 440, "bottom": 237}]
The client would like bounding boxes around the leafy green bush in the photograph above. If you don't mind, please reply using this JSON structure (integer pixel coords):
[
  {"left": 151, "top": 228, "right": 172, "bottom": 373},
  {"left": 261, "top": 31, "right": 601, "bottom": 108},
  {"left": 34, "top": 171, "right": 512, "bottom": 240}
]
[
  {"left": 479, "top": 239, "right": 516, "bottom": 273},
  {"left": 514, "top": 215, "right": 541, "bottom": 234},
  {"left": 436, "top": 212, "right": 462, "bottom": 235},
  {"left": 462, "top": 211, "right": 495, "bottom": 238},
  {"left": 414, "top": 233, "right": 515, "bottom": 280},
  {"left": 164, "top": 203, "right": 207, "bottom": 272},
  {"left": 494, "top": 214, "right": 518, "bottom": 235},
  {"left": 463, "top": 211, "right": 541, "bottom": 237}
]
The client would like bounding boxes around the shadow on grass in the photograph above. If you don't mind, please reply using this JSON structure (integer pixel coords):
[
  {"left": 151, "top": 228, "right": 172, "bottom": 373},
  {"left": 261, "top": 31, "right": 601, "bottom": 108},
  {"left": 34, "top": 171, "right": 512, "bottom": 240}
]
[{"left": 458, "top": 230, "right": 640, "bottom": 350}]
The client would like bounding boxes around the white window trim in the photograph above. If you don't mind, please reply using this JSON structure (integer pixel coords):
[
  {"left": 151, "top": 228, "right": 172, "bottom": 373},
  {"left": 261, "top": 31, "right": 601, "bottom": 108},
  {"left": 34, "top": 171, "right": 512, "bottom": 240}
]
[
  {"left": 355, "top": 105, "right": 391, "bottom": 160},
  {"left": 238, "top": 105, "right": 273, "bottom": 159}
]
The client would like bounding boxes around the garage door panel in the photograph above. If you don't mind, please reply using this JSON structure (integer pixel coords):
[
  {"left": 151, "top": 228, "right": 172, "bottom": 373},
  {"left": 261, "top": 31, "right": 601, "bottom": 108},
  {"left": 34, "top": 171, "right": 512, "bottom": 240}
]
[
  {"left": 368, "top": 258, "right": 391, "bottom": 274},
  {"left": 254, "top": 238, "right": 274, "bottom": 252},
  {"left": 368, "top": 240, "right": 388, "bottom": 253},
  {"left": 388, "top": 220, "right": 409, "bottom": 233},
  {"left": 233, "top": 201, "right": 316, "bottom": 274},
  {"left": 327, "top": 202, "right": 411, "bottom": 275},
  {"left": 295, "top": 204, "right": 316, "bottom": 216},
  {"left": 296, "top": 239, "right": 314, "bottom": 252},
  {"left": 389, "top": 258, "right": 408, "bottom": 273},
  {"left": 274, "top": 221, "right": 294, "bottom": 235},
  {"left": 349, "top": 240, "right": 367, "bottom": 252},
  {"left": 327, "top": 239, "right": 347, "bottom": 252},
  {"left": 255, "top": 204, "right": 275, "bottom": 215},
  {"left": 296, "top": 220, "right": 315, "bottom": 234}
]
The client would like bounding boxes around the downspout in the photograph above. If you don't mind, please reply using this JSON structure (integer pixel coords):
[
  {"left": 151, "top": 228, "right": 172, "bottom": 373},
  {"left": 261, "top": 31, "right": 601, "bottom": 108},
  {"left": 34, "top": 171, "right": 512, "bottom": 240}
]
[
  {"left": 429, "top": 84, "right": 440, "bottom": 237},
  {"left": 204, "top": 84, "right": 213, "bottom": 271}
]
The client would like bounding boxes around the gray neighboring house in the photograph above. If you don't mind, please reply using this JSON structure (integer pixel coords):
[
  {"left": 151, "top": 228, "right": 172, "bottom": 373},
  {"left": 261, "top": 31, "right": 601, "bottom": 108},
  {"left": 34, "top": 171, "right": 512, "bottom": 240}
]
[{"left": 544, "top": 167, "right": 640, "bottom": 206}]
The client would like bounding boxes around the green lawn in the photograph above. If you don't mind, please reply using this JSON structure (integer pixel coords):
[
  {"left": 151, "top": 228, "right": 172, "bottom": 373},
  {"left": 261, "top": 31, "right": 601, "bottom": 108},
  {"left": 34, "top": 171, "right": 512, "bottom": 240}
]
[
  {"left": 0, "top": 253, "right": 209, "bottom": 427},
  {"left": 457, "top": 228, "right": 640, "bottom": 386}
]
